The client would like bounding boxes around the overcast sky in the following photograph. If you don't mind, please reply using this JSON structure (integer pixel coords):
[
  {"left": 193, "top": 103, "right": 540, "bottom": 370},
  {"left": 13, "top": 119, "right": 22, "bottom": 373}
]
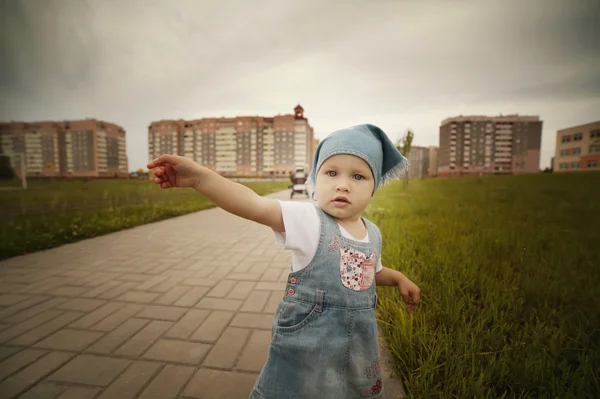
[{"left": 1, "top": 0, "right": 599, "bottom": 171}]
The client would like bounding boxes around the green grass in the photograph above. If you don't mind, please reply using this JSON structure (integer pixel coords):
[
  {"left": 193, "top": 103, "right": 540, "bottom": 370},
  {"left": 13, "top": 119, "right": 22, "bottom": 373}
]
[
  {"left": 366, "top": 172, "right": 600, "bottom": 399},
  {"left": 0, "top": 178, "right": 290, "bottom": 260}
]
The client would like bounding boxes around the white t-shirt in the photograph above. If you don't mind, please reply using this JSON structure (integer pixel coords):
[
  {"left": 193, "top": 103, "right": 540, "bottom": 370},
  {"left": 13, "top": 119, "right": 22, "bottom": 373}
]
[{"left": 272, "top": 200, "right": 383, "bottom": 273}]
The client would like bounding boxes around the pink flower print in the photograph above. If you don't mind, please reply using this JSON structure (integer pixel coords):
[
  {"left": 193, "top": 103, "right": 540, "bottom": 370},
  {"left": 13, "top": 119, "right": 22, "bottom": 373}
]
[{"left": 328, "top": 235, "right": 341, "bottom": 252}]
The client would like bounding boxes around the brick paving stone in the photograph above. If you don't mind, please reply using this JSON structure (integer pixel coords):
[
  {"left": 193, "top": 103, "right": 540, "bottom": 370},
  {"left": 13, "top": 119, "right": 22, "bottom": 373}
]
[
  {"left": 48, "top": 354, "right": 130, "bottom": 386},
  {"left": 235, "top": 330, "right": 271, "bottom": 372},
  {"left": 142, "top": 339, "right": 211, "bottom": 365},
  {"left": 0, "top": 345, "right": 22, "bottom": 361},
  {"left": 259, "top": 269, "right": 280, "bottom": 282},
  {"left": 81, "top": 272, "right": 121, "bottom": 288},
  {"left": 164, "top": 309, "right": 211, "bottom": 340},
  {"left": 0, "top": 294, "right": 31, "bottom": 306},
  {"left": 263, "top": 291, "right": 284, "bottom": 314},
  {"left": 113, "top": 320, "right": 172, "bottom": 358},
  {"left": 135, "top": 275, "right": 169, "bottom": 291},
  {"left": 91, "top": 304, "right": 144, "bottom": 332},
  {"left": 116, "top": 291, "right": 161, "bottom": 304},
  {"left": 33, "top": 329, "right": 104, "bottom": 352},
  {"left": 180, "top": 277, "right": 218, "bottom": 287},
  {"left": 239, "top": 291, "right": 271, "bottom": 313},
  {"left": 137, "top": 364, "right": 194, "bottom": 399},
  {"left": 80, "top": 280, "right": 123, "bottom": 298},
  {"left": 135, "top": 305, "right": 187, "bottom": 321},
  {"left": 206, "top": 280, "right": 237, "bottom": 298},
  {"left": 96, "top": 361, "right": 161, "bottom": 399},
  {"left": 227, "top": 272, "right": 263, "bottom": 281},
  {"left": 16, "top": 382, "right": 65, "bottom": 399},
  {"left": 173, "top": 286, "right": 210, "bottom": 307},
  {"left": 56, "top": 298, "right": 107, "bottom": 312},
  {"left": 154, "top": 285, "right": 192, "bottom": 305},
  {"left": 85, "top": 318, "right": 149, "bottom": 355},
  {"left": 202, "top": 327, "right": 251, "bottom": 369},
  {"left": 232, "top": 262, "right": 254, "bottom": 273},
  {"left": 116, "top": 273, "right": 154, "bottom": 282},
  {"left": 183, "top": 368, "right": 258, "bottom": 399},
  {"left": 0, "top": 296, "right": 49, "bottom": 320},
  {"left": 227, "top": 281, "right": 257, "bottom": 300},
  {"left": 149, "top": 277, "right": 184, "bottom": 293},
  {"left": 190, "top": 311, "right": 235, "bottom": 343},
  {"left": 195, "top": 297, "right": 243, "bottom": 312},
  {"left": 0, "top": 351, "right": 75, "bottom": 398},
  {"left": 206, "top": 266, "right": 235, "bottom": 280},
  {"left": 9, "top": 312, "right": 84, "bottom": 346},
  {"left": 0, "top": 310, "right": 62, "bottom": 343},
  {"left": 96, "top": 281, "right": 139, "bottom": 300},
  {"left": 0, "top": 348, "right": 47, "bottom": 381},
  {"left": 48, "top": 286, "right": 88, "bottom": 297},
  {"left": 55, "top": 386, "right": 100, "bottom": 398},
  {"left": 249, "top": 263, "right": 270, "bottom": 274},
  {"left": 255, "top": 282, "right": 286, "bottom": 291},
  {"left": 230, "top": 313, "right": 274, "bottom": 330},
  {"left": 68, "top": 302, "right": 125, "bottom": 329},
  {"left": 3, "top": 297, "right": 66, "bottom": 324}
]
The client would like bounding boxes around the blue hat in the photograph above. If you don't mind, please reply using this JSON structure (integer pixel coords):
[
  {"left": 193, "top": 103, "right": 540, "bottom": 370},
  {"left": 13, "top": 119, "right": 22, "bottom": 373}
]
[{"left": 307, "top": 124, "right": 408, "bottom": 197}]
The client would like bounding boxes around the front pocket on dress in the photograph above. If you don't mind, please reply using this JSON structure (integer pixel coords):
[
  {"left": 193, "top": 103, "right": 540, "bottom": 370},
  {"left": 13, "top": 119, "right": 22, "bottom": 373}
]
[
  {"left": 276, "top": 299, "right": 320, "bottom": 333},
  {"left": 340, "top": 247, "right": 376, "bottom": 291}
]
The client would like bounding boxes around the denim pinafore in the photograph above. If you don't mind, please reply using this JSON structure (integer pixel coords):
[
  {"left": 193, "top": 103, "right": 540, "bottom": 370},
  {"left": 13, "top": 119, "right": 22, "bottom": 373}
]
[{"left": 250, "top": 205, "right": 384, "bottom": 399}]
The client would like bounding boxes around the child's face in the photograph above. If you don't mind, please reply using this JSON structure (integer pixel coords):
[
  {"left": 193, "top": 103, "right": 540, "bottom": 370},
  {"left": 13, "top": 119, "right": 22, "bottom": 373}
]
[{"left": 314, "top": 154, "right": 375, "bottom": 222}]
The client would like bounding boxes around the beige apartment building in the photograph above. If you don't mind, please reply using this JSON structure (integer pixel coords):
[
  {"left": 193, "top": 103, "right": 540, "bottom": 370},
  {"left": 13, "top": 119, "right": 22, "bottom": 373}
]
[
  {"left": 438, "top": 115, "right": 542, "bottom": 177},
  {"left": 148, "top": 105, "right": 315, "bottom": 177},
  {"left": 554, "top": 121, "right": 600, "bottom": 172},
  {"left": 406, "top": 145, "right": 439, "bottom": 178},
  {"left": 0, "top": 119, "right": 128, "bottom": 178}
]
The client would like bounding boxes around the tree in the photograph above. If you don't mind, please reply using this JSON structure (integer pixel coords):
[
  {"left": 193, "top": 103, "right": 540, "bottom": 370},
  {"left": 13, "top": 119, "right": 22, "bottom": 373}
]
[
  {"left": 396, "top": 130, "right": 414, "bottom": 187},
  {"left": 0, "top": 155, "right": 15, "bottom": 180},
  {"left": 137, "top": 168, "right": 144, "bottom": 175}
]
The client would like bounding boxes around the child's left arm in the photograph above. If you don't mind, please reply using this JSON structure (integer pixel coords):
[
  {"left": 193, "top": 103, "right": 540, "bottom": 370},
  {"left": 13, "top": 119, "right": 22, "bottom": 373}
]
[{"left": 376, "top": 267, "right": 421, "bottom": 313}]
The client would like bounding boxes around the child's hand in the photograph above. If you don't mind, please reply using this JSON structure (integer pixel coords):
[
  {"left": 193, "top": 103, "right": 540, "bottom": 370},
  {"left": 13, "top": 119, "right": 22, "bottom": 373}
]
[
  {"left": 147, "top": 154, "right": 201, "bottom": 189},
  {"left": 397, "top": 276, "right": 421, "bottom": 314}
]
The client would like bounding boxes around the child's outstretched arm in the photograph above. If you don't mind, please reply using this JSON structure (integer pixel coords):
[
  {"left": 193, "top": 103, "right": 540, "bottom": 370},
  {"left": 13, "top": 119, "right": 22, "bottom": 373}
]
[
  {"left": 147, "top": 154, "right": 285, "bottom": 232},
  {"left": 376, "top": 267, "right": 421, "bottom": 313}
]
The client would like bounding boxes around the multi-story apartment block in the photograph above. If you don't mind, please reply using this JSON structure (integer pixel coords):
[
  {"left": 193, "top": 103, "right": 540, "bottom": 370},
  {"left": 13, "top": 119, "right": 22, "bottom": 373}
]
[
  {"left": 438, "top": 115, "right": 542, "bottom": 177},
  {"left": 406, "top": 145, "right": 439, "bottom": 179},
  {"left": 148, "top": 105, "right": 315, "bottom": 177},
  {"left": 0, "top": 119, "right": 128, "bottom": 178},
  {"left": 554, "top": 121, "right": 600, "bottom": 172},
  {"left": 428, "top": 146, "right": 438, "bottom": 177}
]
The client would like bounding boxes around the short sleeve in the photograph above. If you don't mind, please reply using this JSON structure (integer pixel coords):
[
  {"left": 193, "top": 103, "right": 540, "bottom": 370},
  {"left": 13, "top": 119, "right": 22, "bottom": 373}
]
[{"left": 272, "top": 200, "right": 320, "bottom": 270}]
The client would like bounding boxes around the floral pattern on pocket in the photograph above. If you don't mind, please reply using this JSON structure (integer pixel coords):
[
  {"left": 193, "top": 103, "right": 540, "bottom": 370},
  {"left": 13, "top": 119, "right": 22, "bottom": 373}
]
[{"left": 340, "top": 247, "right": 376, "bottom": 291}]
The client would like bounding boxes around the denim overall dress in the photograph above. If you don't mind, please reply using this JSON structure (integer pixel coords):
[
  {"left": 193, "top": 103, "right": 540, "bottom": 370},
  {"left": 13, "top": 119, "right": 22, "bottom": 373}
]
[{"left": 250, "top": 205, "right": 384, "bottom": 399}]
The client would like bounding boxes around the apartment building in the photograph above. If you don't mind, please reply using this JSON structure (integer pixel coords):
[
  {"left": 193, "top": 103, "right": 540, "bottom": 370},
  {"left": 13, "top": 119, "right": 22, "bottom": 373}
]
[
  {"left": 406, "top": 145, "right": 439, "bottom": 178},
  {"left": 148, "top": 105, "right": 315, "bottom": 177},
  {"left": 554, "top": 121, "right": 600, "bottom": 172},
  {"left": 438, "top": 115, "right": 542, "bottom": 177},
  {"left": 0, "top": 119, "right": 128, "bottom": 178}
]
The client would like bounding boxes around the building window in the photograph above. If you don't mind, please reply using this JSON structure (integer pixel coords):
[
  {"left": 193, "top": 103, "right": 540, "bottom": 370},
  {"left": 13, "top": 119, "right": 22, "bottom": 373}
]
[
  {"left": 574, "top": 133, "right": 583, "bottom": 141},
  {"left": 591, "top": 130, "right": 600, "bottom": 139},
  {"left": 561, "top": 136, "right": 569, "bottom": 143},
  {"left": 571, "top": 162, "right": 579, "bottom": 169},
  {"left": 588, "top": 160, "right": 598, "bottom": 168},
  {"left": 573, "top": 147, "right": 581, "bottom": 155},
  {"left": 590, "top": 145, "right": 599, "bottom": 154}
]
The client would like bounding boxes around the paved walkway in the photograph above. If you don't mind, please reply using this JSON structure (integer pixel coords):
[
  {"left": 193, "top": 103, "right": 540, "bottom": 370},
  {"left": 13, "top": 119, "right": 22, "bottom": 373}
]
[{"left": 0, "top": 190, "right": 404, "bottom": 399}]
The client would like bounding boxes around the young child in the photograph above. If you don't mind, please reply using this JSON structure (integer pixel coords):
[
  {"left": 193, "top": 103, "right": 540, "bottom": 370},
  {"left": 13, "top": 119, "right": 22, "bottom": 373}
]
[{"left": 147, "top": 123, "right": 421, "bottom": 399}]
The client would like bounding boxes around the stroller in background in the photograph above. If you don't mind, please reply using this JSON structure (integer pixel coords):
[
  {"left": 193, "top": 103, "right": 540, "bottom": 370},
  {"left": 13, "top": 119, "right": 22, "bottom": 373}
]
[{"left": 289, "top": 166, "right": 309, "bottom": 199}]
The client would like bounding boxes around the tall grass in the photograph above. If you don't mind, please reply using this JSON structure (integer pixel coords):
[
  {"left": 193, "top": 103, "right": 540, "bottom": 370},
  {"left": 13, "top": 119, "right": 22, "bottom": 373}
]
[
  {"left": 0, "top": 178, "right": 290, "bottom": 260},
  {"left": 367, "top": 172, "right": 600, "bottom": 399}
]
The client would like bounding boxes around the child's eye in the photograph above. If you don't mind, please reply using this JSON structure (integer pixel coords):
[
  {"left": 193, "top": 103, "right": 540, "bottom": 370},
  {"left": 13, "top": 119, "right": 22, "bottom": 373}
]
[
  {"left": 354, "top": 174, "right": 364, "bottom": 180},
  {"left": 327, "top": 171, "right": 337, "bottom": 177}
]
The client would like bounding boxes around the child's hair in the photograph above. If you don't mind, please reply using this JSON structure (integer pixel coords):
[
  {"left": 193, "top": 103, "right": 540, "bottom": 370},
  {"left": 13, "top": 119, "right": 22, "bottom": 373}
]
[{"left": 307, "top": 124, "right": 408, "bottom": 198}]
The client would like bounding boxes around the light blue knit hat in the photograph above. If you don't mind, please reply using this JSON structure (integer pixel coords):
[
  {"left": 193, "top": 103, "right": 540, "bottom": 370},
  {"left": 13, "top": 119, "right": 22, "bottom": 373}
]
[{"left": 307, "top": 124, "right": 408, "bottom": 197}]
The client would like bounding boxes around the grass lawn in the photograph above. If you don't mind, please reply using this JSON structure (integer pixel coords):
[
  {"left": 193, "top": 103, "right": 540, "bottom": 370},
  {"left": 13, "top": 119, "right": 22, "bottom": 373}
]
[
  {"left": 0, "top": 178, "right": 290, "bottom": 261},
  {"left": 367, "top": 172, "right": 600, "bottom": 398}
]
